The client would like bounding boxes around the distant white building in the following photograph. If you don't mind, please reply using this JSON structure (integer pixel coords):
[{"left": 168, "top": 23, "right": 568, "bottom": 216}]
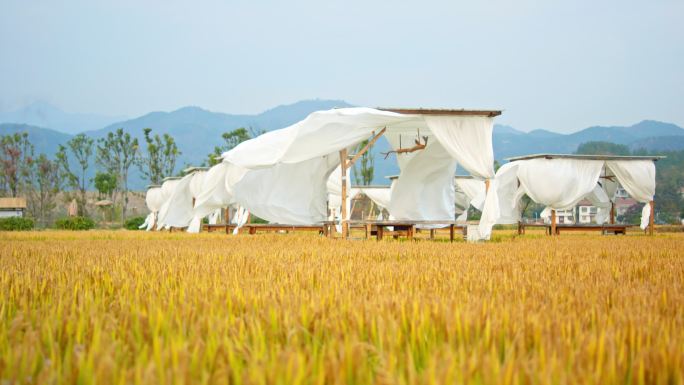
[{"left": 0, "top": 197, "right": 27, "bottom": 218}]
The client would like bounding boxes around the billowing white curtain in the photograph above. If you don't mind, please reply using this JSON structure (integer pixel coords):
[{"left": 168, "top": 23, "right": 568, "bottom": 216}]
[
  {"left": 454, "top": 188, "right": 470, "bottom": 222},
  {"left": 231, "top": 206, "right": 250, "bottom": 234},
  {"left": 160, "top": 171, "right": 207, "bottom": 229},
  {"left": 424, "top": 115, "right": 495, "bottom": 179},
  {"left": 584, "top": 184, "right": 612, "bottom": 224},
  {"left": 231, "top": 156, "right": 338, "bottom": 224},
  {"left": 190, "top": 163, "right": 237, "bottom": 233},
  {"left": 455, "top": 178, "right": 487, "bottom": 211},
  {"left": 142, "top": 187, "right": 164, "bottom": 231},
  {"left": 388, "top": 141, "right": 457, "bottom": 224},
  {"left": 208, "top": 209, "right": 221, "bottom": 225},
  {"left": 606, "top": 160, "right": 656, "bottom": 229},
  {"left": 358, "top": 187, "right": 391, "bottom": 212},
  {"left": 478, "top": 162, "right": 521, "bottom": 238},
  {"left": 156, "top": 179, "right": 181, "bottom": 230}
]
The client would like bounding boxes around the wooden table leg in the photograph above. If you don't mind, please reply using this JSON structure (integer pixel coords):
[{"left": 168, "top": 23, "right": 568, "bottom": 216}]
[
  {"left": 429, "top": 229, "right": 435, "bottom": 240},
  {"left": 449, "top": 224, "right": 454, "bottom": 242},
  {"left": 377, "top": 226, "right": 383, "bottom": 241}
]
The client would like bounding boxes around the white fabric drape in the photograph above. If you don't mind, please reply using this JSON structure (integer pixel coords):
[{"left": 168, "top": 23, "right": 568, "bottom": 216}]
[
  {"left": 231, "top": 157, "right": 338, "bottom": 225},
  {"left": 208, "top": 209, "right": 221, "bottom": 225},
  {"left": 478, "top": 162, "right": 521, "bottom": 238},
  {"left": 156, "top": 179, "right": 181, "bottom": 230},
  {"left": 159, "top": 171, "right": 207, "bottom": 229},
  {"left": 455, "top": 178, "right": 487, "bottom": 211},
  {"left": 388, "top": 140, "right": 457, "bottom": 223},
  {"left": 585, "top": 185, "right": 612, "bottom": 225},
  {"left": 358, "top": 187, "right": 391, "bottom": 211},
  {"left": 514, "top": 159, "right": 604, "bottom": 210},
  {"left": 143, "top": 187, "right": 164, "bottom": 231},
  {"left": 606, "top": 160, "right": 656, "bottom": 229},
  {"left": 424, "top": 115, "right": 495, "bottom": 179},
  {"left": 189, "top": 163, "right": 237, "bottom": 233}
]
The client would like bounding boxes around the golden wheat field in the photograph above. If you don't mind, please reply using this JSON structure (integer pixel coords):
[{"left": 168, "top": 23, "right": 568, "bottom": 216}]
[{"left": 0, "top": 231, "right": 683, "bottom": 385}]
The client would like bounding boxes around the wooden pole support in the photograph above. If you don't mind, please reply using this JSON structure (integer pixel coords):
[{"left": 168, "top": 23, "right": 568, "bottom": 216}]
[
  {"left": 610, "top": 202, "right": 615, "bottom": 224},
  {"left": 551, "top": 209, "right": 557, "bottom": 236},
  {"left": 649, "top": 200, "right": 655, "bottom": 235},
  {"left": 340, "top": 149, "right": 349, "bottom": 239}
]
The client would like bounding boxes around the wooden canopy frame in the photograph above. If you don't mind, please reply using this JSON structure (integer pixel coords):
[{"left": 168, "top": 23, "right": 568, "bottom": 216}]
[{"left": 506, "top": 154, "right": 664, "bottom": 236}]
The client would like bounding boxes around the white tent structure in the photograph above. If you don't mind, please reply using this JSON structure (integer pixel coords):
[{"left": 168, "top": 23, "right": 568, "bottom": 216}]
[
  {"left": 191, "top": 107, "right": 501, "bottom": 237},
  {"left": 139, "top": 185, "right": 164, "bottom": 231},
  {"left": 479, "top": 154, "right": 663, "bottom": 238},
  {"left": 155, "top": 177, "right": 182, "bottom": 230}
]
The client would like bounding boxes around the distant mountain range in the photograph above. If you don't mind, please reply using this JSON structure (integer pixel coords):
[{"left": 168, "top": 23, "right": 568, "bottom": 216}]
[
  {"left": 2, "top": 100, "right": 683, "bottom": 188},
  {"left": 0, "top": 101, "right": 126, "bottom": 135},
  {"left": 492, "top": 120, "right": 684, "bottom": 159}
]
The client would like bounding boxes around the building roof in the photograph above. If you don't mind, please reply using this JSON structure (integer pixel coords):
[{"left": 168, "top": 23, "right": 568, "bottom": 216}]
[
  {"left": 0, "top": 197, "right": 27, "bottom": 209},
  {"left": 377, "top": 108, "right": 502, "bottom": 117},
  {"left": 505, "top": 153, "right": 665, "bottom": 162}
]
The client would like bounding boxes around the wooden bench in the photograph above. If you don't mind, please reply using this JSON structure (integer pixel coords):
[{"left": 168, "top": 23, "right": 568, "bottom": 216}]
[
  {"left": 518, "top": 222, "right": 630, "bottom": 235},
  {"left": 242, "top": 224, "right": 326, "bottom": 235},
  {"left": 202, "top": 224, "right": 237, "bottom": 234},
  {"left": 349, "top": 220, "right": 467, "bottom": 242}
]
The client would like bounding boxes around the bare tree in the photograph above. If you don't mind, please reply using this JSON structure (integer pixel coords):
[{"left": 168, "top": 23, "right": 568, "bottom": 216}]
[{"left": 56, "top": 134, "right": 94, "bottom": 216}]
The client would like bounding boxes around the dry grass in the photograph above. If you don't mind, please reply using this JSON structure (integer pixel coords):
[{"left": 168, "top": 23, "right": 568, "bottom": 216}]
[{"left": 0, "top": 231, "right": 683, "bottom": 384}]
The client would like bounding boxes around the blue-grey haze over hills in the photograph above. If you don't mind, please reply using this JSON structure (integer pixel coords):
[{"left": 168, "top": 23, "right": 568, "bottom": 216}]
[{"left": 1, "top": 99, "right": 683, "bottom": 189}]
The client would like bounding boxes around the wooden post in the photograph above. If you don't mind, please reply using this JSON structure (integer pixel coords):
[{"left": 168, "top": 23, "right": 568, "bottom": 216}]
[
  {"left": 649, "top": 200, "right": 655, "bottom": 235},
  {"left": 551, "top": 209, "right": 557, "bottom": 236},
  {"left": 225, "top": 207, "right": 230, "bottom": 225},
  {"left": 610, "top": 202, "right": 615, "bottom": 224},
  {"left": 340, "top": 149, "right": 349, "bottom": 239}
]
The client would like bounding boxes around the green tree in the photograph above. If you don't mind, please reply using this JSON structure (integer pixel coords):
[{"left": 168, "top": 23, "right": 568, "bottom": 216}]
[
  {"left": 96, "top": 128, "right": 139, "bottom": 224},
  {"left": 352, "top": 139, "right": 375, "bottom": 186},
  {"left": 94, "top": 171, "right": 117, "bottom": 200},
  {"left": 0, "top": 132, "right": 34, "bottom": 197},
  {"left": 137, "top": 128, "right": 180, "bottom": 184},
  {"left": 576, "top": 141, "right": 631, "bottom": 156},
  {"left": 26, "top": 154, "right": 62, "bottom": 227},
  {"left": 206, "top": 127, "right": 252, "bottom": 166},
  {"left": 56, "top": 134, "right": 94, "bottom": 216}
]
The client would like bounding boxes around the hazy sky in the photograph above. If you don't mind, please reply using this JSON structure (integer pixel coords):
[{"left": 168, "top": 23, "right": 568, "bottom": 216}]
[{"left": 1, "top": 0, "right": 682, "bottom": 132}]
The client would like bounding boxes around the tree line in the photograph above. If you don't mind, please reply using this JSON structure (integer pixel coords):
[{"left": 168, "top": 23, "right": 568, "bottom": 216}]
[{"left": 0, "top": 127, "right": 261, "bottom": 228}]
